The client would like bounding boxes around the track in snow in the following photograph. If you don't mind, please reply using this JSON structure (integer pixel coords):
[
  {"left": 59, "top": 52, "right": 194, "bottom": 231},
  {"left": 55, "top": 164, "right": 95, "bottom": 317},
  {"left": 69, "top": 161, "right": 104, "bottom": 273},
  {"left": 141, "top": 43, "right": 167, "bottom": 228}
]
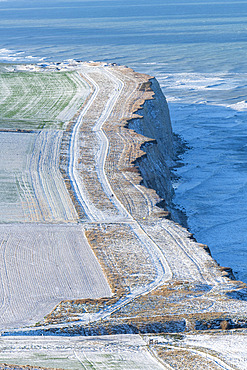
[{"left": 66, "top": 66, "right": 172, "bottom": 324}]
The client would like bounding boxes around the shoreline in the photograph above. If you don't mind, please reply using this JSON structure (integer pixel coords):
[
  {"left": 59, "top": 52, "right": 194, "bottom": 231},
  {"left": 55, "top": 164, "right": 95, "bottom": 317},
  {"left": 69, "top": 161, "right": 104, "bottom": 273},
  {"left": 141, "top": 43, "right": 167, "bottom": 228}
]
[{"left": 119, "top": 69, "right": 236, "bottom": 281}]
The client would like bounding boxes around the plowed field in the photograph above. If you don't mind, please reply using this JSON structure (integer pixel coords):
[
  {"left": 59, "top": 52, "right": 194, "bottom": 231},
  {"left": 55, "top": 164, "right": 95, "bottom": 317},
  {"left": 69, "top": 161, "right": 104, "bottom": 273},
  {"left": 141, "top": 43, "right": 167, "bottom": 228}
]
[
  {"left": 0, "top": 131, "right": 78, "bottom": 222},
  {"left": 0, "top": 224, "right": 112, "bottom": 329}
]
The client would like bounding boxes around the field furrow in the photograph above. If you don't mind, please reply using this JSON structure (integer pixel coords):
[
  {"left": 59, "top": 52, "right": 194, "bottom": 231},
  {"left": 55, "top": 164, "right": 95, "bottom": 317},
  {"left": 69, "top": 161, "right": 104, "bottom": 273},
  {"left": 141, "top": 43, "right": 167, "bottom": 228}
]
[
  {"left": 0, "top": 71, "right": 90, "bottom": 129},
  {"left": 0, "top": 130, "right": 78, "bottom": 223},
  {"left": 0, "top": 224, "right": 112, "bottom": 329},
  {"left": 29, "top": 130, "right": 80, "bottom": 222}
]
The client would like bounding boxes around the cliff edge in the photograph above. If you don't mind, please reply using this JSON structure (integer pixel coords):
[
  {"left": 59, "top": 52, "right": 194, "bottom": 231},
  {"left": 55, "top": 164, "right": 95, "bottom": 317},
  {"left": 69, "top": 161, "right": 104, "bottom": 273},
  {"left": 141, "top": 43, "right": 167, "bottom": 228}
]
[{"left": 3, "top": 62, "right": 247, "bottom": 337}]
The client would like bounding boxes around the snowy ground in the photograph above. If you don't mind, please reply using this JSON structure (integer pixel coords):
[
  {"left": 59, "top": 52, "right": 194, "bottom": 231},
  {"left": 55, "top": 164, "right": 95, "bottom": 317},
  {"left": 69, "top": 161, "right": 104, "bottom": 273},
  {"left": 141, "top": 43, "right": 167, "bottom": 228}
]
[
  {"left": 0, "top": 224, "right": 111, "bottom": 330},
  {"left": 0, "top": 335, "right": 165, "bottom": 370},
  {"left": 0, "top": 130, "right": 78, "bottom": 223},
  {"left": 182, "top": 331, "right": 247, "bottom": 369},
  {"left": 0, "top": 62, "right": 247, "bottom": 370},
  {"left": 146, "top": 330, "right": 247, "bottom": 370},
  {"left": 1, "top": 332, "right": 247, "bottom": 370}
]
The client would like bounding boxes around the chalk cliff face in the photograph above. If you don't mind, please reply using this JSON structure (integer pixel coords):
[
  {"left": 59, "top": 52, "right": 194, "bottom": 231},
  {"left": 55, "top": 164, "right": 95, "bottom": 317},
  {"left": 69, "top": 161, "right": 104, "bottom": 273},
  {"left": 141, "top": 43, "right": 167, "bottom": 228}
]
[{"left": 128, "top": 77, "right": 183, "bottom": 223}]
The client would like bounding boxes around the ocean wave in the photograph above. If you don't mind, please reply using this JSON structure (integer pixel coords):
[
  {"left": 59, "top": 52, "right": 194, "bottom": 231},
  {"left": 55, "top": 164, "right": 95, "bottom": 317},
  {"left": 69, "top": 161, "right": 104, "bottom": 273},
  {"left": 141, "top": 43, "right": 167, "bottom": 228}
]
[
  {"left": 0, "top": 48, "right": 45, "bottom": 62},
  {"left": 169, "top": 85, "right": 247, "bottom": 282},
  {"left": 226, "top": 100, "right": 247, "bottom": 111},
  {"left": 160, "top": 72, "right": 242, "bottom": 91},
  {"left": 155, "top": 72, "right": 247, "bottom": 115}
]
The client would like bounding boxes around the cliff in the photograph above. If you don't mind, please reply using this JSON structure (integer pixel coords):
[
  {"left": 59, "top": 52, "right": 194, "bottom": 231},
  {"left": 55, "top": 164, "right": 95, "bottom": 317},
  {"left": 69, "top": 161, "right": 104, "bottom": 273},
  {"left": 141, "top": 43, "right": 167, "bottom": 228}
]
[
  {"left": 127, "top": 77, "right": 185, "bottom": 224},
  {"left": 7, "top": 62, "right": 246, "bottom": 338}
]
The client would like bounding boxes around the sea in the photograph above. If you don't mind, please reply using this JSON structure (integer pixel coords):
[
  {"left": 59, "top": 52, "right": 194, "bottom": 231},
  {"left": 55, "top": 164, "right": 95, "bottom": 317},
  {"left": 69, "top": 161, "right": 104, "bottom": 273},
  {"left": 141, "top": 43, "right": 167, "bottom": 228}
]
[{"left": 0, "top": 0, "right": 247, "bottom": 282}]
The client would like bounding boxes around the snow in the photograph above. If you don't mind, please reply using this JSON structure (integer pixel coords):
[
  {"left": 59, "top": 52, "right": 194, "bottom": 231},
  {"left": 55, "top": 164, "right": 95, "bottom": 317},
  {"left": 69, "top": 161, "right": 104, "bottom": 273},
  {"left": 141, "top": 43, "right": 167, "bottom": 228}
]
[
  {"left": 182, "top": 332, "right": 247, "bottom": 370},
  {"left": 0, "top": 223, "right": 112, "bottom": 330},
  {"left": 0, "top": 130, "right": 78, "bottom": 223},
  {"left": 0, "top": 335, "right": 164, "bottom": 370}
]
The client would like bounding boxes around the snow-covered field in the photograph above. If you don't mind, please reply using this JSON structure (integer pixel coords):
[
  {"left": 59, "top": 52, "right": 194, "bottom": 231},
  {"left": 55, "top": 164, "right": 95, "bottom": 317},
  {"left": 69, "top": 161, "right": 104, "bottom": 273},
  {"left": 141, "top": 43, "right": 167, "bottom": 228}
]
[
  {"left": 0, "top": 70, "right": 90, "bottom": 129},
  {"left": 0, "top": 130, "right": 78, "bottom": 222},
  {"left": 0, "top": 61, "right": 247, "bottom": 370},
  {"left": 147, "top": 331, "right": 247, "bottom": 370},
  {"left": 0, "top": 131, "right": 35, "bottom": 222},
  {"left": 2, "top": 332, "right": 247, "bottom": 369},
  {"left": 182, "top": 332, "right": 247, "bottom": 370},
  {"left": 1, "top": 332, "right": 247, "bottom": 370},
  {"left": 0, "top": 335, "right": 164, "bottom": 370},
  {"left": 0, "top": 223, "right": 112, "bottom": 330}
]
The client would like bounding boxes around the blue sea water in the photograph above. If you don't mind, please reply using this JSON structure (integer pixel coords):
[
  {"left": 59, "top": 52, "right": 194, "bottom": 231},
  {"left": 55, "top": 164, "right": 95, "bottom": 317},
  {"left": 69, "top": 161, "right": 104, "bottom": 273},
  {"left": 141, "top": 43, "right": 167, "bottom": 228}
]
[{"left": 0, "top": 0, "right": 247, "bottom": 282}]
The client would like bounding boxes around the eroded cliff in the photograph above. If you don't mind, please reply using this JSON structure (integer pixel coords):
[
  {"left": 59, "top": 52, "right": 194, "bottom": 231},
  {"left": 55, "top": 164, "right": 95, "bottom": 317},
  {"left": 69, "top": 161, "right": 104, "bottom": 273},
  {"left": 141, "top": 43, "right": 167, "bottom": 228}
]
[
  {"left": 127, "top": 77, "right": 185, "bottom": 224},
  {"left": 5, "top": 62, "right": 246, "bottom": 338}
]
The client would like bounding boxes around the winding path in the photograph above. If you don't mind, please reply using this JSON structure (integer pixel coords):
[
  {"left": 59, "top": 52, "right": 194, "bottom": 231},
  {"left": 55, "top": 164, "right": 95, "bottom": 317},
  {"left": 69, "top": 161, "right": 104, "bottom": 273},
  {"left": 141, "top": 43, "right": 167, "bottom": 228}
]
[
  {"left": 162, "top": 344, "right": 235, "bottom": 370},
  {"left": 68, "top": 74, "right": 99, "bottom": 220},
  {"left": 67, "top": 65, "right": 172, "bottom": 324}
]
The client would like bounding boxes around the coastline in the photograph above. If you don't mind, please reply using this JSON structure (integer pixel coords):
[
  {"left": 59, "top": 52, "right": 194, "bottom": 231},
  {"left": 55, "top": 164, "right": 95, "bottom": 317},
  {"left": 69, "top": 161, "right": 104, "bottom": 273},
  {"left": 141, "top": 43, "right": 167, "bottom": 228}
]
[
  {"left": 0, "top": 60, "right": 246, "bottom": 334},
  {"left": 0, "top": 60, "right": 247, "bottom": 369},
  {"left": 126, "top": 75, "right": 236, "bottom": 280}
]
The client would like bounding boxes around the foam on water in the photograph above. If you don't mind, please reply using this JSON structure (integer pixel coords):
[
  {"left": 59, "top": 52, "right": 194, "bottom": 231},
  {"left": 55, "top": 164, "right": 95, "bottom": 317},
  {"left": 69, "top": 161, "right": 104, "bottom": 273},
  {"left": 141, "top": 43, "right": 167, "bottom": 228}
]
[
  {"left": 227, "top": 100, "right": 247, "bottom": 111},
  {"left": 133, "top": 64, "right": 247, "bottom": 282},
  {"left": 0, "top": 48, "right": 45, "bottom": 62},
  {"left": 158, "top": 73, "right": 247, "bottom": 282}
]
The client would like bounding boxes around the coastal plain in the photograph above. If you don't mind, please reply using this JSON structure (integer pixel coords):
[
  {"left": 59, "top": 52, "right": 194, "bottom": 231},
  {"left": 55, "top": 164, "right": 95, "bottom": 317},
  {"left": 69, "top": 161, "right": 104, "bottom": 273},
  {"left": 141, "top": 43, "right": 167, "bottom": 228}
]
[{"left": 0, "top": 60, "right": 246, "bottom": 369}]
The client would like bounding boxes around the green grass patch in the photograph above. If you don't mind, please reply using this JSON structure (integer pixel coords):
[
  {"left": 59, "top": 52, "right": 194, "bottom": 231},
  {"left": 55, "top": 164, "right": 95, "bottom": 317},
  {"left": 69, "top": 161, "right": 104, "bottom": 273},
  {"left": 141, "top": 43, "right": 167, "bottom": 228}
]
[{"left": 0, "top": 70, "right": 90, "bottom": 130}]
